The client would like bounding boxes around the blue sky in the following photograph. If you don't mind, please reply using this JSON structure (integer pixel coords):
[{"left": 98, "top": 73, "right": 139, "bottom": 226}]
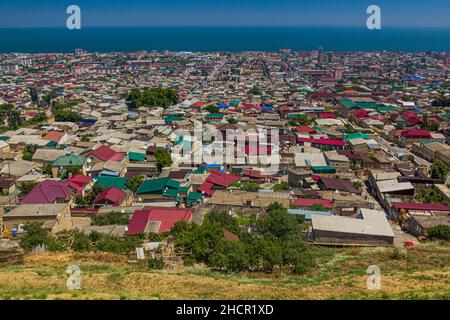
[{"left": 1, "top": 0, "right": 450, "bottom": 28}]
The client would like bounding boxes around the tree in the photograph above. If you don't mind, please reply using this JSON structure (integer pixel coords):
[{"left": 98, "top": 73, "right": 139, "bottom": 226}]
[
  {"left": 203, "top": 105, "right": 220, "bottom": 114},
  {"left": 204, "top": 211, "right": 240, "bottom": 235},
  {"left": 155, "top": 148, "right": 173, "bottom": 171},
  {"left": 272, "top": 182, "right": 288, "bottom": 191},
  {"left": 256, "top": 202, "right": 305, "bottom": 241},
  {"left": 127, "top": 88, "right": 178, "bottom": 109},
  {"left": 91, "top": 212, "right": 130, "bottom": 226},
  {"left": 310, "top": 204, "right": 327, "bottom": 212},
  {"left": 241, "top": 183, "right": 260, "bottom": 192},
  {"left": 29, "top": 88, "right": 39, "bottom": 106},
  {"left": 431, "top": 160, "right": 449, "bottom": 181},
  {"left": 20, "top": 222, "right": 61, "bottom": 251},
  {"left": 415, "top": 186, "right": 445, "bottom": 204},
  {"left": 125, "top": 175, "right": 145, "bottom": 192},
  {"left": 18, "top": 182, "right": 39, "bottom": 198},
  {"left": 22, "top": 144, "right": 38, "bottom": 161},
  {"left": 427, "top": 225, "right": 450, "bottom": 241},
  {"left": 227, "top": 117, "right": 238, "bottom": 125}
]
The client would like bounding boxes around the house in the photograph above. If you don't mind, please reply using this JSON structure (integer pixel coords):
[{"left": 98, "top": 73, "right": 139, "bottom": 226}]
[
  {"left": 311, "top": 208, "right": 395, "bottom": 246},
  {"left": 32, "top": 149, "right": 67, "bottom": 165},
  {"left": 90, "top": 144, "right": 125, "bottom": 162},
  {"left": 136, "top": 177, "right": 181, "bottom": 201},
  {"left": 94, "top": 176, "right": 129, "bottom": 190},
  {"left": 197, "top": 171, "right": 240, "bottom": 196},
  {"left": 391, "top": 202, "right": 450, "bottom": 234},
  {"left": 291, "top": 198, "right": 334, "bottom": 210},
  {"left": 20, "top": 180, "right": 73, "bottom": 205},
  {"left": 3, "top": 203, "right": 72, "bottom": 236},
  {"left": 127, "top": 208, "right": 193, "bottom": 235},
  {"left": 399, "top": 130, "right": 431, "bottom": 147},
  {"left": 51, "top": 154, "right": 87, "bottom": 178},
  {"left": 93, "top": 187, "right": 132, "bottom": 208},
  {"left": 288, "top": 209, "right": 333, "bottom": 222},
  {"left": 317, "top": 176, "right": 361, "bottom": 194},
  {"left": 67, "top": 174, "right": 92, "bottom": 196}
]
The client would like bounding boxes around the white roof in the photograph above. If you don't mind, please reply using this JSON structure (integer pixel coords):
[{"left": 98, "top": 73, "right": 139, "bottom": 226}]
[
  {"left": 294, "top": 152, "right": 327, "bottom": 167},
  {"left": 376, "top": 179, "right": 414, "bottom": 193},
  {"left": 312, "top": 213, "right": 394, "bottom": 238}
]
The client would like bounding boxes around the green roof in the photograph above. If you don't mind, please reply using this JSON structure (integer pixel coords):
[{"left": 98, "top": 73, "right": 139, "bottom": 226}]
[
  {"left": 311, "top": 166, "right": 337, "bottom": 174},
  {"left": 206, "top": 113, "right": 224, "bottom": 119},
  {"left": 137, "top": 178, "right": 180, "bottom": 194},
  {"left": 187, "top": 192, "right": 203, "bottom": 204},
  {"left": 128, "top": 152, "right": 146, "bottom": 162},
  {"left": 95, "top": 176, "right": 129, "bottom": 190},
  {"left": 194, "top": 166, "right": 206, "bottom": 174},
  {"left": 344, "top": 132, "right": 370, "bottom": 141},
  {"left": 163, "top": 188, "right": 179, "bottom": 198},
  {"left": 52, "top": 154, "right": 86, "bottom": 167},
  {"left": 164, "top": 114, "right": 183, "bottom": 123}
]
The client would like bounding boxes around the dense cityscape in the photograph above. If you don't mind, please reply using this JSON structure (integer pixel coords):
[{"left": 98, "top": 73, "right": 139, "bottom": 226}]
[{"left": 0, "top": 48, "right": 449, "bottom": 300}]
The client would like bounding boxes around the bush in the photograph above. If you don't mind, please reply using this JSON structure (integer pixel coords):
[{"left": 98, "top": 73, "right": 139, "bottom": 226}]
[
  {"left": 148, "top": 258, "right": 164, "bottom": 270},
  {"left": 427, "top": 225, "right": 450, "bottom": 241},
  {"left": 20, "top": 223, "right": 63, "bottom": 252},
  {"left": 91, "top": 212, "right": 130, "bottom": 226}
]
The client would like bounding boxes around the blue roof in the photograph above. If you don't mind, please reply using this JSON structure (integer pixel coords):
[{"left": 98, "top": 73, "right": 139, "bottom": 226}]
[
  {"left": 205, "top": 164, "right": 221, "bottom": 168},
  {"left": 217, "top": 103, "right": 229, "bottom": 109},
  {"left": 287, "top": 209, "right": 333, "bottom": 221}
]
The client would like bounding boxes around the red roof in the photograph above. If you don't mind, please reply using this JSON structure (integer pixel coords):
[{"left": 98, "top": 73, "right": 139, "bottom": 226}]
[
  {"left": 296, "top": 126, "right": 316, "bottom": 134},
  {"left": 67, "top": 174, "right": 92, "bottom": 193},
  {"left": 401, "top": 130, "right": 431, "bottom": 139},
  {"left": 127, "top": 208, "right": 193, "bottom": 235},
  {"left": 292, "top": 198, "right": 334, "bottom": 209},
  {"left": 94, "top": 187, "right": 126, "bottom": 207},
  {"left": 90, "top": 145, "right": 119, "bottom": 161},
  {"left": 206, "top": 172, "right": 240, "bottom": 187},
  {"left": 42, "top": 131, "right": 65, "bottom": 142},
  {"left": 20, "top": 180, "right": 72, "bottom": 204},
  {"left": 393, "top": 202, "right": 450, "bottom": 212},
  {"left": 244, "top": 145, "right": 272, "bottom": 155},
  {"left": 197, "top": 181, "right": 215, "bottom": 196},
  {"left": 318, "top": 112, "right": 337, "bottom": 119},
  {"left": 298, "top": 137, "right": 345, "bottom": 147}
]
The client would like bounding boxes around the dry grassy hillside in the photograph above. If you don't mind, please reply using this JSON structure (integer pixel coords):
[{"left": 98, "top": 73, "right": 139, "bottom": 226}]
[{"left": 0, "top": 242, "right": 448, "bottom": 300}]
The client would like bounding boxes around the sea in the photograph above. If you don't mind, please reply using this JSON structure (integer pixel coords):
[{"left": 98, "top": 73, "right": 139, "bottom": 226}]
[{"left": 1, "top": 26, "right": 450, "bottom": 53}]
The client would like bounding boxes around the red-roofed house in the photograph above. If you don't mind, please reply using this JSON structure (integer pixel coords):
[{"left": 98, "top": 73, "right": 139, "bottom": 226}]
[
  {"left": 292, "top": 198, "right": 334, "bottom": 209},
  {"left": 400, "top": 130, "right": 431, "bottom": 146},
  {"left": 90, "top": 145, "right": 123, "bottom": 162},
  {"left": 20, "top": 180, "right": 73, "bottom": 204},
  {"left": 67, "top": 174, "right": 92, "bottom": 196},
  {"left": 296, "top": 126, "right": 316, "bottom": 134},
  {"left": 93, "top": 187, "right": 128, "bottom": 208},
  {"left": 42, "top": 131, "right": 67, "bottom": 144},
  {"left": 127, "top": 208, "right": 193, "bottom": 235},
  {"left": 206, "top": 172, "right": 240, "bottom": 187},
  {"left": 298, "top": 137, "right": 345, "bottom": 150}
]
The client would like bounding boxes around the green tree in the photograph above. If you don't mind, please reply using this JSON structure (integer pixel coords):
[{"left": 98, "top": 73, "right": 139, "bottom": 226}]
[
  {"left": 22, "top": 144, "right": 38, "bottom": 161},
  {"left": 241, "top": 183, "right": 260, "bottom": 192},
  {"left": 427, "top": 225, "right": 450, "bottom": 241},
  {"left": 125, "top": 175, "right": 145, "bottom": 193},
  {"left": 20, "top": 222, "right": 62, "bottom": 251},
  {"left": 431, "top": 160, "right": 449, "bottom": 181},
  {"left": 91, "top": 212, "right": 130, "bottom": 226},
  {"left": 18, "top": 182, "right": 39, "bottom": 198},
  {"left": 272, "top": 183, "right": 288, "bottom": 191},
  {"left": 155, "top": 148, "right": 173, "bottom": 170}
]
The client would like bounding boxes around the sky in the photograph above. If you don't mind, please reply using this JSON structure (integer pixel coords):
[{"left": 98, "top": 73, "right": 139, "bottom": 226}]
[{"left": 1, "top": 0, "right": 450, "bottom": 28}]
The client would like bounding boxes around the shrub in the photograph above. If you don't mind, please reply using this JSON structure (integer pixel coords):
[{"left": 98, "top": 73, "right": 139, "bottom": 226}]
[
  {"left": 148, "top": 258, "right": 164, "bottom": 270},
  {"left": 427, "top": 225, "right": 450, "bottom": 241}
]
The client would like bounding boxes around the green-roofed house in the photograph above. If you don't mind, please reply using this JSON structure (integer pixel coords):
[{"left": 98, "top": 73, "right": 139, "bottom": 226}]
[
  {"left": 344, "top": 132, "right": 370, "bottom": 141},
  {"left": 128, "top": 151, "right": 146, "bottom": 162},
  {"left": 186, "top": 192, "right": 204, "bottom": 206},
  {"left": 311, "top": 166, "right": 337, "bottom": 174},
  {"left": 136, "top": 177, "right": 180, "bottom": 201},
  {"left": 206, "top": 113, "right": 224, "bottom": 122},
  {"left": 51, "top": 154, "right": 87, "bottom": 178},
  {"left": 95, "top": 176, "right": 129, "bottom": 190}
]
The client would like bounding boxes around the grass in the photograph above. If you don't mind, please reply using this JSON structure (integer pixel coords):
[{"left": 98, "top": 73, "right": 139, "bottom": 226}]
[{"left": 0, "top": 243, "right": 448, "bottom": 300}]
